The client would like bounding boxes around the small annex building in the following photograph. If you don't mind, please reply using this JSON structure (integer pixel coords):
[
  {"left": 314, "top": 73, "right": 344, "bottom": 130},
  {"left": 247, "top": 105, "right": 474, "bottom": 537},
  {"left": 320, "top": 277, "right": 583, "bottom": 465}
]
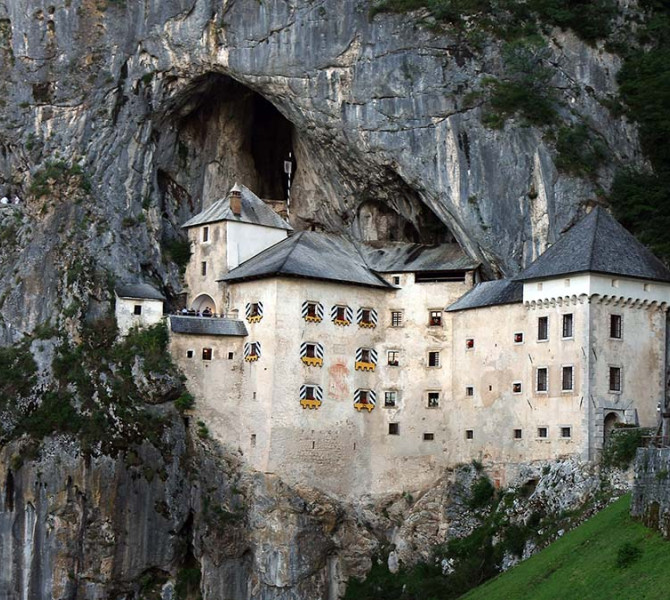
[
  {"left": 168, "top": 187, "right": 670, "bottom": 497},
  {"left": 115, "top": 283, "right": 165, "bottom": 336}
]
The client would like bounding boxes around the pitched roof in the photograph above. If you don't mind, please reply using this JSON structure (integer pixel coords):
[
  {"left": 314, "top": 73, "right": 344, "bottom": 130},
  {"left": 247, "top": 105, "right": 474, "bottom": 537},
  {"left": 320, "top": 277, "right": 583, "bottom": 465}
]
[
  {"left": 446, "top": 279, "right": 523, "bottom": 312},
  {"left": 514, "top": 207, "right": 670, "bottom": 283},
  {"left": 182, "top": 183, "right": 292, "bottom": 231},
  {"left": 169, "top": 316, "right": 248, "bottom": 336},
  {"left": 219, "top": 231, "right": 395, "bottom": 289},
  {"left": 361, "top": 242, "right": 479, "bottom": 273},
  {"left": 116, "top": 283, "right": 165, "bottom": 301}
]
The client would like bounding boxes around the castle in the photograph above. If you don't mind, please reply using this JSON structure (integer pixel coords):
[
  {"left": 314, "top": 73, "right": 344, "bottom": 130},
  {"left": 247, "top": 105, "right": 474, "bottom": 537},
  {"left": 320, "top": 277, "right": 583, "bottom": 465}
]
[{"left": 118, "top": 184, "right": 670, "bottom": 496}]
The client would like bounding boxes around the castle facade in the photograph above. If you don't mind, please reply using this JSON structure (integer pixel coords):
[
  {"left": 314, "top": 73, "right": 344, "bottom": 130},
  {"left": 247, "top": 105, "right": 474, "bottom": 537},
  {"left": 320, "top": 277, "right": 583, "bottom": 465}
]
[{"left": 158, "top": 184, "right": 670, "bottom": 496}]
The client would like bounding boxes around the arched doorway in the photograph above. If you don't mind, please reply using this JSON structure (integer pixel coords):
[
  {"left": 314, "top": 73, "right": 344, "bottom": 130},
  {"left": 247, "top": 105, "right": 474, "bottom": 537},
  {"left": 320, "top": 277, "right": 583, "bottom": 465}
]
[
  {"left": 191, "top": 294, "right": 217, "bottom": 314},
  {"left": 604, "top": 412, "right": 620, "bottom": 444}
]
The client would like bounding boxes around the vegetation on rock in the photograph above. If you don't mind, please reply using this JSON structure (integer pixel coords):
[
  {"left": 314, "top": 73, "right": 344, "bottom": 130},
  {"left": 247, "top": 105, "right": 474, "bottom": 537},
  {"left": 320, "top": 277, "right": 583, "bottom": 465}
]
[{"left": 461, "top": 495, "right": 670, "bottom": 600}]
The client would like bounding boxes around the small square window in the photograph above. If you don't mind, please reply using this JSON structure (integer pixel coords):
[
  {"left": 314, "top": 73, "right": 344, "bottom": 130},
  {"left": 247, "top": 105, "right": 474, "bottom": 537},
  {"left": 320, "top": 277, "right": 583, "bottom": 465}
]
[
  {"left": 562, "top": 313, "right": 573, "bottom": 339},
  {"left": 427, "top": 392, "right": 440, "bottom": 408},
  {"left": 537, "top": 282, "right": 543, "bottom": 291},
  {"left": 428, "top": 351, "right": 440, "bottom": 367},
  {"left": 250, "top": 433, "right": 256, "bottom": 447},
  {"left": 561, "top": 426, "right": 572, "bottom": 439},
  {"left": 389, "top": 423, "right": 400, "bottom": 435},
  {"left": 538, "top": 316, "right": 548, "bottom": 341},
  {"left": 304, "top": 386, "right": 316, "bottom": 400},
  {"left": 429, "top": 310, "right": 443, "bottom": 327},
  {"left": 562, "top": 366, "right": 574, "bottom": 391},
  {"left": 466, "top": 338, "right": 474, "bottom": 349},
  {"left": 537, "top": 427, "right": 548, "bottom": 439},
  {"left": 249, "top": 303, "right": 261, "bottom": 317},
  {"left": 514, "top": 429, "right": 522, "bottom": 439},
  {"left": 201, "top": 261, "right": 207, "bottom": 276},
  {"left": 609, "top": 366, "right": 622, "bottom": 392},
  {"left": 423, "top": 433, "right": 435, "bottom": 441},
  {"left": 465, "top": 386, "right": 474, "bottom": 397},
  {"left": 392, "top": 275, "right": 401, "bottom": 286},
  {"left": 644, "top": 283, "right": 651, "bottom": 292},
  {"left": 611, "top": 279, "right": 619, "bottom": 288},
  {"left": 202, "top": 226, "right": 209, "bottom": 242},
  {"left": 133, "top": 304, "right": 142, "bottom": 316},
  {"left": 228, "top": 351, "right": 234, "bottom": 360},
  {"left": 305, "top": 343, "right": 317, "bottom": 358},
  {"left": 610, "top": 314, "right": 622, "bottom": 339},
  {"left": 537, "top": 368, "right": 548, "bottom": 392},
  {"left": 361, "top": 309, "right": 372, "bottom": 323},
  {"left": 186, "top": 349, "right": 194, "bottom": 358},
  {"left": 391, "top": 311, "right": 403, "bottom": 327},
  {"left": 202, "top": 348, "right": 212, "bottom": 361},
  {"left": 514, "top": 332, "right": 524, "bottom": 344},
  {"left": 384, "top": 391, "right": 397, "bottom": 407},
  {"left": 466, "top": 429, "right": 474, "bottom": 440},
  {"left": 336, "top": 306, "right": 346, "bottom": 321},
  {"left": 512, "top": 382, "right": 522, "bottom": 394},
  {"left": 387, "top": 350, "right": 399, "bottom": 366}
]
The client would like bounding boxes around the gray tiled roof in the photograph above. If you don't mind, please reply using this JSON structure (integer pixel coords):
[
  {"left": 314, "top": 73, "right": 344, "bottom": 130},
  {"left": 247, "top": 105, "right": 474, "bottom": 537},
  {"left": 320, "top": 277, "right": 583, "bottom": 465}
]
[
  {"left": 182, "top": 183, "right": 292, "bottom": 231},
  {"left": 515, "top": 207, "right": 670, "bottom": 283},
  {"left": 116, "top": 283, "right": 165, "bottom": 301},
  {"left": 446, "top": 279, "right": 523, "bottom": 312},
  {"left": 219, "top": 231, "right": 395, "bottom": 289},
  {"left": 361, "top": 242, "right": 479, "bottom": 273},
  {"left": 169, "top": 316, "right": 248, "bottom": 336}
]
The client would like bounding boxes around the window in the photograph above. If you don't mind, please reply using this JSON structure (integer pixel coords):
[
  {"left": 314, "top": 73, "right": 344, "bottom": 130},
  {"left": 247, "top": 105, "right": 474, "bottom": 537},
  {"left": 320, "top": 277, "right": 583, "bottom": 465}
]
[
  {"left": 391, "top": 310, "right": 403, "bottom": 327},
  {"left": 388, "top": 423, "right": 400, "bottom": 435},
  {"left": 538, "top": 316, "right": 548, "bottom": 341},
  {"left": 303, "top": 301, "right": 323, "bottom": 322},
  {"left": 361, "top": 309, "right": 371, "bottom": 323},
  {"left": 249, "top": 303, "right": 261, "bottom": 317},
  {"left": 536, "top": 368, "right": 548, "bottom": 392},
  {"left": 429, "top": 310, "right": 443, "bottom": 327},
  {"left": 392, "top": 276, "right": 401, "bottom": 286},
  {"left": 537, "top": 282, "right": 543, "bottom": 291},
  {"left": 359, "top": 390, "right": 369, "bottom": 403},
  {"left": 305, "top": 344, "right": 316, "bottom": 358},
  {"left": 201, "top": 261, "right": 207, "bottom": 276},
  {"left": 423, "top": 433, "right": 435, "bottom": 441},
  {"left": 609, "top": 366, "right": 621, "bottom": 392},
  {"left": 466, "top": 338, "right": 474, "bottom": 349},
  {"left": 250, "top": 433, "right": 256, "bottom": 447},
  {"left": 537, "top": 427, "right": 548, "bottom": 439},
  {"left": 512, "top": 382, "right": 522, "bottom": 394},
  {"left": 562, "top": 313, "right": 573, "bottom": 339},
  {"left": 202, "top": 226, "right": 209, "bottom": 242},
  {"left": 427, "top": 391, "right": 440, "bottom": 408},
  {"left": 307, "top": 302, "right": 317, "bottom": 318},
  {"left": 202, "top": 348, "right": 212, "bottom": 360},
  {"left": 133, "top": 305, "right": 142, "bottom": 316},
  {"left": 514, "top": 332, "right": 524, "bottom": 344},
  {"left": 610, "top": 314, "right": 622, "bottom": 339},
  {"left": 387, "top": 350, "right": 399, "bottom": 366},
  {"left": 304, "top": 386, "right": 316, "bottom": 400},
  {"left": 466, "top": 429, "right": 474, "bottom": 440},
  {"left": 562, "top": 366, "right": 574, "bottom": 391},
  {"left": 336, "top": 306, "right": 346, "bottom": 321},
  {"left": 384, "top": 391, "right": 397, "bottom": 407},
  {"left": 465, "top": 386, "right": 474, "bottom": 397},
  {"left": 561, "top": 426, "right": 572, "bottom": 439},
  {"left": 186, "top": 349, "right": 194, "bottom": 358},
  {"left": 302, "top": 342, "right": 324, "bottom": 366},
  {"left": 428, "top": 351, "right": 440, "bottom": 367},
  {"left": 514, "top": 429, "right": 522, "bottom": 439},
  {"left": 227, "top": 351, "right": 234, "bottom": 360}
]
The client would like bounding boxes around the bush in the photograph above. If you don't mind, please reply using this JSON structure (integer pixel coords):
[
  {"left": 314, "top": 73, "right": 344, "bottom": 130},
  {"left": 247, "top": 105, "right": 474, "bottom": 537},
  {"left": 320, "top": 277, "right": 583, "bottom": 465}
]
[
  {"left": 469, "top": 476, "right": 496, "bottom": 508},
  {"left": 601, "top": 428, "right": 647, "bottom": 469},
  {"left": 555, "top": 124, "right": 607, "bottom": 176},
  {"left": 616, "top": 542, "right": 642, "bottom": 568},
  {"left": 175, "top": 392, "right": 195, "bottom": 412},
  {"left": 163, "top": 238, "right": 192, "bottom": 273}
]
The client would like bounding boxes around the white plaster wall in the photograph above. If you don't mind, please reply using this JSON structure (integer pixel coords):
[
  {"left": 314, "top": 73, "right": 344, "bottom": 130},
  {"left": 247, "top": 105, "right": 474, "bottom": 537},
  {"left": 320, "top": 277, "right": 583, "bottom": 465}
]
[
  {"left": 185, "top": 223, "right": 227, "bottom": 313},
  {"left": 450, "top": 301, "right": 589, "bottom": 477},
  {"left": 524, "top": 273, "right": 670, "bottom": 306},
  {"left": 115, "top": 297, "right": 164, "bottom": 336},
  {"left": 226, "top": 221, "right": 289, "bottom": 270}
]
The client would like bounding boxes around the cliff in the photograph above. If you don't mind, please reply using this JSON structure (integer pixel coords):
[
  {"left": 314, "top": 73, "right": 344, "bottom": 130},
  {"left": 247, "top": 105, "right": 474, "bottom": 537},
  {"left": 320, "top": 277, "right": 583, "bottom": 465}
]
[{"left": 0, "top": 0, "right": 643, "bottom": 342}]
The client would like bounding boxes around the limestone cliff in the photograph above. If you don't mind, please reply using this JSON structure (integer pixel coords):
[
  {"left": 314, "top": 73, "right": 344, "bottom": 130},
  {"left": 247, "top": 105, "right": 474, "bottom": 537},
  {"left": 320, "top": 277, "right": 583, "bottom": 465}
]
[{"left": 0, "top": 0, "right": 642, "bottom": 342}]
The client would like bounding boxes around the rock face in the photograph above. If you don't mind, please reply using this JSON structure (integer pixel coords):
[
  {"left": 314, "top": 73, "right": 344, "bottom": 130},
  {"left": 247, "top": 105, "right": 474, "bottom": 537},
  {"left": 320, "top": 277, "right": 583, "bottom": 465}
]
[
  {"left": 631, "top": 448, "right": 670, "bottom": 538},
  {"left": 0, "top": 0, "right": 642, "bottom": 342}
]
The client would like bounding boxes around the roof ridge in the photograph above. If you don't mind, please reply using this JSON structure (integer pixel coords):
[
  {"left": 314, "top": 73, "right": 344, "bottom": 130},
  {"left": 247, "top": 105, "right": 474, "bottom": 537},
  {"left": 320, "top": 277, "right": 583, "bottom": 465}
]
[
  {"left": 273, "top": 230, "right": 304, "bottom": 275},
  {"left": 585, "top": 207, "right": 601, "bottom": 270}
]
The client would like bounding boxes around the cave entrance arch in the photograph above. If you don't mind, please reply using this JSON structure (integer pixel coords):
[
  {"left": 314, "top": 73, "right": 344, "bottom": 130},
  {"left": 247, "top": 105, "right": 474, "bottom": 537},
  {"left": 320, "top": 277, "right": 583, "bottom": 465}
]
[{"left": 191, "top": 294, "right": 217, "bottom": 314}]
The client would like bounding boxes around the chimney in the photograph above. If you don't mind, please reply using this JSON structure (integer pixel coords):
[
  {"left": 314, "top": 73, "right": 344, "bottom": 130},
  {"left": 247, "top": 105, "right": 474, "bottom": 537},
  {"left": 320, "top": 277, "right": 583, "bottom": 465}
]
[{"left": 230, "top": 183, "right": 242, "bottom": 216}]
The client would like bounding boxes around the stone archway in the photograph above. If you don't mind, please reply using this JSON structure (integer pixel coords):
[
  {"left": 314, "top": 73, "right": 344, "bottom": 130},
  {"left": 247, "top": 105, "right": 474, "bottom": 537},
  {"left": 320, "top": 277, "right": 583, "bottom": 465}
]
[
  {"left": 604, "top": 411, "right": 620, "bottom": 443},
  {"left": 191, "top": 294, "right": 217, "bottom": 314}
]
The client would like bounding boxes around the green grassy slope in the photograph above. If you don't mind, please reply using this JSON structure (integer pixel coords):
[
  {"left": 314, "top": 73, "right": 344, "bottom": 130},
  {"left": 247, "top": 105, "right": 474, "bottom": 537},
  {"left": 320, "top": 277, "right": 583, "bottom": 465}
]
[{"left": 461, "top": 494, "right": 670, "bottom": 600}]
